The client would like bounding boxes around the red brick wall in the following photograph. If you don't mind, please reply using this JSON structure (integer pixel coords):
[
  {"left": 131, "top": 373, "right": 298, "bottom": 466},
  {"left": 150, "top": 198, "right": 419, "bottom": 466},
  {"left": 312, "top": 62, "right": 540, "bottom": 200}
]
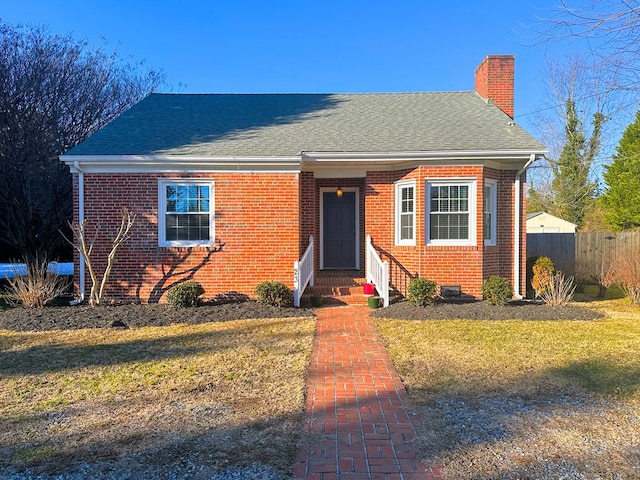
[
  {"left": 72, "top": 165, "right": 525, "bottom": 302},
  {"left": 365, "top": 165, "right": 521, "bottom": 298},
  {"left": 75, "top": 172, "right": 300, "bottom": 303}
]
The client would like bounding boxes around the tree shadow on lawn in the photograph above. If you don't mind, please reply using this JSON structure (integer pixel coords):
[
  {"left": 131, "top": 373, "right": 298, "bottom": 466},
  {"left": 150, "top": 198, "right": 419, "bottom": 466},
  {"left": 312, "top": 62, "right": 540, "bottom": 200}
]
[
  {"left": 0, "top": 331, "right": 217, "bottom": 375},
  {"left": 0, "top": 319, "right": 304, "bottom": 375}
]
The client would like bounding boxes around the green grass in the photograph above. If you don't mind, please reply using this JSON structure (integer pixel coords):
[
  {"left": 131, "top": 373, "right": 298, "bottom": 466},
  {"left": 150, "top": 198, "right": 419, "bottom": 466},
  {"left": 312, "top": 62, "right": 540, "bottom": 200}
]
[
  {"left": 0, "top": 317, "right": 315, "bottom": 477},
  {"left": 374, "top": 298, "right": 640, "bottom": 479},
  {"left": 580, "top": 283, "right": 626, "bottom": 299}
]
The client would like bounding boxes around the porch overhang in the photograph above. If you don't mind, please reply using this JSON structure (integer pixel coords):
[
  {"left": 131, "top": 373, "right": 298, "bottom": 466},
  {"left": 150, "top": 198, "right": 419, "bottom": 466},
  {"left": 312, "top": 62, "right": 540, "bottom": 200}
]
[{"left": 301, "top": 149, "right": 547, "bottom": 176}]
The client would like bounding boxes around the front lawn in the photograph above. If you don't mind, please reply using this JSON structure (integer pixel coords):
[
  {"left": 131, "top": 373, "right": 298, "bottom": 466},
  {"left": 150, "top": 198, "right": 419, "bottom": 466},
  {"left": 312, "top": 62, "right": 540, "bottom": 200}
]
[
  {"left": 374, "top": 298, "right": 640, "bottom": 480},
  {"left": 0, "top": 306, "right": 315, "bottom": 479}
]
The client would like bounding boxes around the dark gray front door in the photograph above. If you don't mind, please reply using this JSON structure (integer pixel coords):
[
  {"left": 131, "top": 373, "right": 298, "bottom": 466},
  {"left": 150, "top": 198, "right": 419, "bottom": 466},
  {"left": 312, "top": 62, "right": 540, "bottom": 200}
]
[{"left": 323, "top": 191, "right": 356, "bottom": 269}]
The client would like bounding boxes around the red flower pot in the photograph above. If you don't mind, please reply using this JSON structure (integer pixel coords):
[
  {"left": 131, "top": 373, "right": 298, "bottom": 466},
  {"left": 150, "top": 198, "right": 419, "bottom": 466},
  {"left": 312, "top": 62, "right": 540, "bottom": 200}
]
[{"left": 363, "top": 283, "right": 375, "bottom": 296}]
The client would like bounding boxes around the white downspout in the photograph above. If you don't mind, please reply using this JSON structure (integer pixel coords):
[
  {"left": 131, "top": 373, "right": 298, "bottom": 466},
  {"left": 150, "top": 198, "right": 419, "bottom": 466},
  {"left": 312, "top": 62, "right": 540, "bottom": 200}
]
[
  {"left": 514, "top": 154, "right": 537, "bottom": 299},
  {"left": 69, "top": 161, "right": 85, "bottom": 305}
]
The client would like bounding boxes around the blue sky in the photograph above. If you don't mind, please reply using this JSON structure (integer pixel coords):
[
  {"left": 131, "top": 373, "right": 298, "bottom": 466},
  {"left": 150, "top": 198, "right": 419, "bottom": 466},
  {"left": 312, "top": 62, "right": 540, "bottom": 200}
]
[{"left": 2, "top": 0, "right": 571, "bottom": 137}]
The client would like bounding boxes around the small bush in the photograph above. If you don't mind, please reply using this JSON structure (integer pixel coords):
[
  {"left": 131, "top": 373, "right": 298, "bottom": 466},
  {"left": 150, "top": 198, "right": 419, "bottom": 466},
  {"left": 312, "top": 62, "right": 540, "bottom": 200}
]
[
  {"left": 481, "top": 276, "right": 513, "bottom": 306},
  {"left": 601, "top": 245, "right": 640, "bottom": 304},
  {"left": 255, "top": 281, "right": 293, "bottom": 307},
  {"left": 3, "top": 257, "right": 70, "bottom": 309},
  {"left": 540, "top": 272, "right": 576, "bottom": 307},
  {"left": 531, "top": 256, "right": 556, "bottom": 298},
  {"left": 407, "top": 277, "right": 437, "bottom": 306},
  {"left": 166, "top": 281, "right": 205, "bottom": 308}
]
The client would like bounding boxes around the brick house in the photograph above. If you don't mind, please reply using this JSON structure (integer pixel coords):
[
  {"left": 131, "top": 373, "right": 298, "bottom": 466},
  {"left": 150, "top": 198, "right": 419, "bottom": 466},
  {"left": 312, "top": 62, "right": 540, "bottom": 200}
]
[{"left": 60, "top": 55, "right": 546, "bottom": 306}]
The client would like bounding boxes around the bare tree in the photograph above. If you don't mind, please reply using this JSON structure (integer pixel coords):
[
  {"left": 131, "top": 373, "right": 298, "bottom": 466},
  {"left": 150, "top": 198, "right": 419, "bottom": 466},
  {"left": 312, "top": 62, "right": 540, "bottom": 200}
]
[
  {"left": 0, "top": 22, "right": 163, "bottom": 260},
  {"left": 527, "top": 54, "right": 610, "bottom": 227},
  {"left": 62, "top": 208, "right": 136, "bottom": 306},
  {"left": 537, "top": 1, "right": 640, "bottom": 107}
]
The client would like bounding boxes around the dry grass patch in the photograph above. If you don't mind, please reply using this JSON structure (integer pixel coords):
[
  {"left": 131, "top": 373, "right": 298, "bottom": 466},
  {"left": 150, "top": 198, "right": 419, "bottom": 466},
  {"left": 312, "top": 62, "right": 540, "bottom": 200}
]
[
  {"left": 0, "top": 317, "right": 315, "bottom": 478},
  {"left": 374, "top": 299, "right": 640, "bottom": 480}
]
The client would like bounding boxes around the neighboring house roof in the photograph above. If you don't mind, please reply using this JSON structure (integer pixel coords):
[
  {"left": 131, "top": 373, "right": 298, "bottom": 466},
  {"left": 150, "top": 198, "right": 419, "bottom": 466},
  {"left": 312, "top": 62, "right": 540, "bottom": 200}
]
[{"left": 66, "top": 92, "right": 546, "bottom": 158}]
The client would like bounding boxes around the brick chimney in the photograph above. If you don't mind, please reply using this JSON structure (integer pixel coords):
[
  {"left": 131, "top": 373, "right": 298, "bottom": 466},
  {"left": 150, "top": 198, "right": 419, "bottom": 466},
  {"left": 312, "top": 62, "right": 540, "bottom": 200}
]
[{"left": 474, "top": 54, "right": 514, "bottom": 118}]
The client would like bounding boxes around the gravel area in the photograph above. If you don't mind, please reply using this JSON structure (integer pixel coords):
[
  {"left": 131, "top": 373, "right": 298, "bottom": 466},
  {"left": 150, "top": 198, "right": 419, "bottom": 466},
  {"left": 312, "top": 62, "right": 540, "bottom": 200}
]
[
  {"left": 421, "top": 394, "right": 636, "bottom": 480},
  {"left": 3, "top": 461, "right": 284, "bottom": 480}
]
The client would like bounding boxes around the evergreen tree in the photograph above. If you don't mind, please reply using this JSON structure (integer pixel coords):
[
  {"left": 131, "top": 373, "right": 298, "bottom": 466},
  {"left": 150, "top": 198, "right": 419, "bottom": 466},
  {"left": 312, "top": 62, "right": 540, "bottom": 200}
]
[
  {"left": 601, "top": 110, "right": 640, "bottom": 230},
  {"left": 548, "top": 98, "right": 603, "bottom": 227}
]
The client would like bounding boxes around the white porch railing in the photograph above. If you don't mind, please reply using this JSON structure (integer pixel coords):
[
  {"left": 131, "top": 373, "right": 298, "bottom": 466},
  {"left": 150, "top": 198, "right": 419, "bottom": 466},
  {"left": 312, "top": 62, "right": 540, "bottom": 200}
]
[
  {"left": 293, "top": 236, "right": 314, "bottom": 307},
  {"left": 366, "top": 235, "right": 389, "bottom": 307}
]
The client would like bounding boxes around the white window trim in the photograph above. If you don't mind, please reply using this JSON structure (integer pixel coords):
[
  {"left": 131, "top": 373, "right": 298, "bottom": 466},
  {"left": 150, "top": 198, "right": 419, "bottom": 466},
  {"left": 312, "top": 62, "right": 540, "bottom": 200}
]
[
  {"left": 484, "top": 180, "right": 497, "bottom": 246},
  {"left": 158, "top": 179, "right": 215, "bottom": 247},
  {"left": 395, "top": 180, "right": 416, "bottom": 246},
  {"left": 425, "top": 178, "right": 477, "bottom": 246}
]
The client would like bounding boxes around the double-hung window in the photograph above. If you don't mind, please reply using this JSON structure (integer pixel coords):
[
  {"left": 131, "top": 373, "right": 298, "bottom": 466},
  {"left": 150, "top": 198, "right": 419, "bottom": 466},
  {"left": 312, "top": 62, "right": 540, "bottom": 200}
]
[
  {"left": 158, "top": 180, "right": 214, "bottom": 247},
  {"left": 395, "top": 180, "right": 416, "bottom": 246},
  {"left": 426, "top": 179, "right": 476, "bottom": 246},
  {"left": 483, "top": 180, "right": 497, "bottom": 246}
]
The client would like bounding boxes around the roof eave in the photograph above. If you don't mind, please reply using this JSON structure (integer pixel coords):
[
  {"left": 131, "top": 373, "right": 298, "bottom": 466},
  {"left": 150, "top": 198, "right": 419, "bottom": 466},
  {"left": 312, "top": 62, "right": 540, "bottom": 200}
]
[
  {"left": 60, "top": 148, "right": 548, "bottom": 174},
  {"left": 59, "top": 154, "right": 303, "bottom": 174}
]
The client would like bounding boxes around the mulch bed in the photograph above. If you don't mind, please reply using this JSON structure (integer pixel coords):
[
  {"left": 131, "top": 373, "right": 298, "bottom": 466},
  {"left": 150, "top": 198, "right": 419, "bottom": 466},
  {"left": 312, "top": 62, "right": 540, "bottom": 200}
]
[
  {"left": 370, "top": 299, "right": 604, "bottom": 321},
  {"left": 0, "top": 300, "right": 315, "bottom": 332},
  {"left": 0, "top": 297, "right": 605, "bottom": 333}
]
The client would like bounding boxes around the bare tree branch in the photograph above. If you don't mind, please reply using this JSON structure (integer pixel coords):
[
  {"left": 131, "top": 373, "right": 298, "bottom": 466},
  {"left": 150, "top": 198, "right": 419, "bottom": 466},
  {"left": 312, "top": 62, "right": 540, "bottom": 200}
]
[{"left": 62, "top": 208, "right": 136, "bottom": 306}]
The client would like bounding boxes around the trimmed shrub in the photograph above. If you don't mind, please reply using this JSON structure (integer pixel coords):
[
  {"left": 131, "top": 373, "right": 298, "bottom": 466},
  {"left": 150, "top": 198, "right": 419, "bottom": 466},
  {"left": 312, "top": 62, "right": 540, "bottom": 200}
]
[
  {"left": 407, "top": 277, "right": 437, "bottom": 306},
  {"left": 531, "top": 256, "right": 556, "bottom": 298},
  {"left": 481, "top": 276, "right": 513, "bottom": 306},
  {"left": 254, "top": 281, "right": 293, "bottom": 307},
  {"left": 166, "top": 281, "right": 205, "bottom": 308}
]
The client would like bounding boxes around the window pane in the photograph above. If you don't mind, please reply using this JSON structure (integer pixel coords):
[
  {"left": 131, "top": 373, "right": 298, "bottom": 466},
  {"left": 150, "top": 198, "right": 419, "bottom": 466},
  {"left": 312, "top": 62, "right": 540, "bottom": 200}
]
[
  {"left": 428, "top": 182, "right": 473, "bottom": 242},
  {"left": 430, "top": 212, "right": 470, "bottom": 240},
  {"left": 402, "top": 186, "right": 414, "bottom": 213},
  {"left": 400, "top": 214, "right": 413, "bottom": 240},
  {"left": 163, "top": 183, "right": 212, "bottom": 243},
  {"left": 484, "top": 213, "right": 492, "bottom": 240}
]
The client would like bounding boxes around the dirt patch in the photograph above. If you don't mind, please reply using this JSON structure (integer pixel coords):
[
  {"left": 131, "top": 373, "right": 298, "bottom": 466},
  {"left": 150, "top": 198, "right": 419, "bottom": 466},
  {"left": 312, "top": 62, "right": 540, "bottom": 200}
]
[
  {"left": 0, "top": 300, "right": 315, "bottom": 332},
  {"left": 371, "top": 299, "right": 603, "bottom": 321}
]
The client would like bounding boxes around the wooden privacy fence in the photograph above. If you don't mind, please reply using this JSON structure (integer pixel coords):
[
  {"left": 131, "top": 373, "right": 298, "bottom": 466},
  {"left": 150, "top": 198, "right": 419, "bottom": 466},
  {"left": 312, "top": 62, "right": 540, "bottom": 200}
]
[{"left": 527, "top": 231, "right": 640, "bottom": 283}]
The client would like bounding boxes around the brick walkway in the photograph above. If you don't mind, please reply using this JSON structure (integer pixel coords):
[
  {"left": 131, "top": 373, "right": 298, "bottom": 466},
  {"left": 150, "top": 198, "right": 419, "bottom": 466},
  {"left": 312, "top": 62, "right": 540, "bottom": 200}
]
[{"left": 292, "top": 305, "right": 443, "bottom": 480}]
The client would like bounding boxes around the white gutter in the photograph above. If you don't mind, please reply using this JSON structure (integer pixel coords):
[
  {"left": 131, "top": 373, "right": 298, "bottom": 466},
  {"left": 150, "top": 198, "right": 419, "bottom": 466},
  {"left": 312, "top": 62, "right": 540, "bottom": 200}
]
[
  {"left": 303, "top": 149, "right": 547, "bottom": 161},
  {"left": 513, "top": 154, "right": 537, "bottom": 299},
  {"left": 69, "top": 160, "right": 85, "bottom": 305}
]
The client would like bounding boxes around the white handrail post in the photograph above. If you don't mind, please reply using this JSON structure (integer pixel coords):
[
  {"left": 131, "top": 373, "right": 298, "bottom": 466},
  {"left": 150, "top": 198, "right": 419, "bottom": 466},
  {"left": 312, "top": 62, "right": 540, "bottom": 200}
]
[
  {"left": 366, "top": 235, "right": 372, "bottom": 284},
  {"left": 382, "top": 260, "right": 389, "bottom": 307},
  {"left": 293, "top": 235, "right": 314, "bottom": 308},
  {"left": 308, "top": 235, "right": 314, "bottom": 287},
  {"left": 366, "top": 235, "right": 389, "bottom": 307},
  {"left": 293, "top": 259, "right": 301, "bottom": 308}
]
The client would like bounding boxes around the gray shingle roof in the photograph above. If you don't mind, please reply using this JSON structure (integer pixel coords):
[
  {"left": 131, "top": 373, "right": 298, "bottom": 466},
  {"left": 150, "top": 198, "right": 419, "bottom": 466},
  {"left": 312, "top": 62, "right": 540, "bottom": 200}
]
[{"left": 66, "top": 92, "right": 545, "bottom": 157}]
